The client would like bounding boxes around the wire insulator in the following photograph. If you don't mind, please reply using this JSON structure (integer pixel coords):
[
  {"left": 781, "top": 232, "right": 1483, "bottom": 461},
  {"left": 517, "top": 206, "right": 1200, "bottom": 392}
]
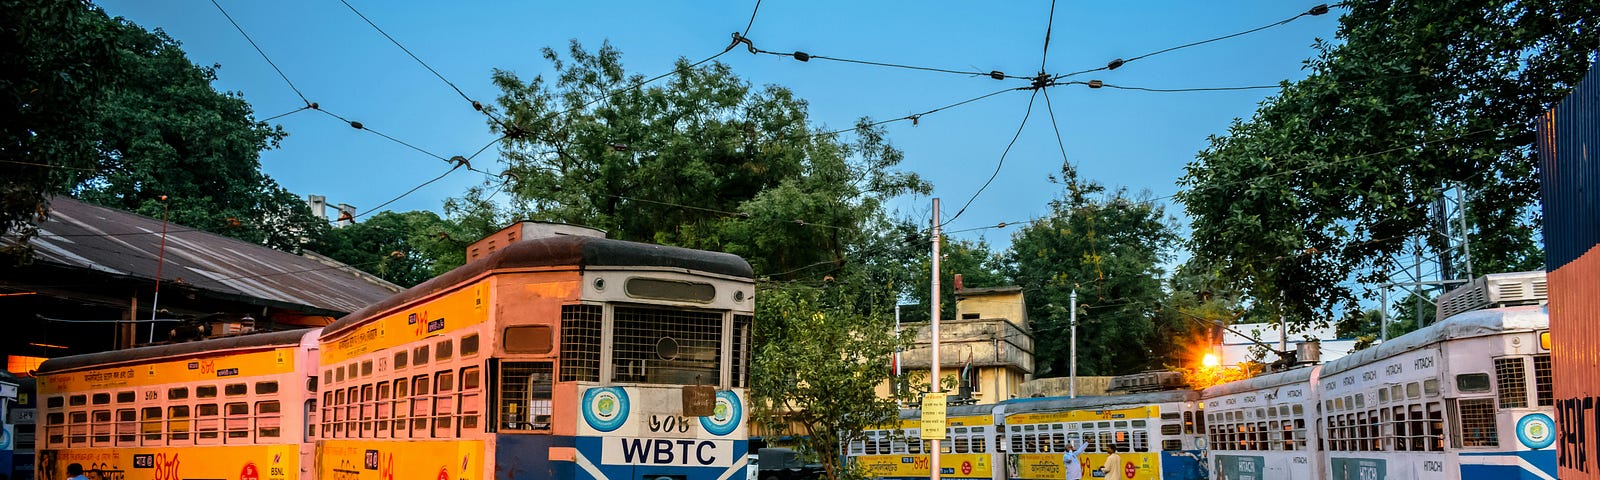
[
  {"left": 989, "top": 71, "right": 1006, "bottom": 80},
  {"left": 1088, "top": 80, "right": 1103, "bottom": 88},
  {"left": 1309, "top": 4, "right": 1330, "bottom": 15},
  {"left": 792, "top": 51, "right": 810, "bottom": 62},
  {"left": 350, "top": 121, "right": 364, "bottom": 130},
  {"left": 309, "top": 102, "right": 320, "bottom": 110},
  {"left": 1107, "top": 59, "right": 1125, "bottom": 70},
  {"left": 472, "top": 101, "right": 483, "bottom": 111}
]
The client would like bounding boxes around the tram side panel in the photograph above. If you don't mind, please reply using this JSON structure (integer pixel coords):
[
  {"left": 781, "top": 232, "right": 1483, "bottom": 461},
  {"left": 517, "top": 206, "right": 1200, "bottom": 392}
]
[
  {"left": 1200, "top": 368, "right": 1322, "bottom": 480},
  {"left": 1003, "top": 404, "right": 1184, "bottom": 480},
  {"left": 37, "top": 339, "right": 315, "bottom": 480},
  {"left": 848, "top": 414, "right": 1000, "bottom": 480}
]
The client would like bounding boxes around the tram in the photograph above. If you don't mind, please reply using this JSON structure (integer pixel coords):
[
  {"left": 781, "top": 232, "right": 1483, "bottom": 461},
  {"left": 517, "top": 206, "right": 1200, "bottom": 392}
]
[
  {"left": 850, "top": 404, "right": 1001, "bottom": 480},
  {"left": 1001, "top": 390, "right": 1206, "bottom": 480},
  {"left": 35, "top": 232, "right": 757, "bottom": 480}
]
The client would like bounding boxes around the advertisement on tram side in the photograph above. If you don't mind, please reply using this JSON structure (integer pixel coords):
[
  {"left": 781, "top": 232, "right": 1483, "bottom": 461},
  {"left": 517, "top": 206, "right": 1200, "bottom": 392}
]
[{"left": 37, "top": 445, "right": 298, "bottom": 480}]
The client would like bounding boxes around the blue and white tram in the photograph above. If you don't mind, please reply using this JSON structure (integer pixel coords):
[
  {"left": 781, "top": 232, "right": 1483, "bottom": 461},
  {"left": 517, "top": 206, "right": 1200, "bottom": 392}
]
[
  {"left": 1310, "top": 305, "right": 1553, "bottom": 480},
  {"left": 1200, "top": 366, "right": 1320, "bottom": 479}
]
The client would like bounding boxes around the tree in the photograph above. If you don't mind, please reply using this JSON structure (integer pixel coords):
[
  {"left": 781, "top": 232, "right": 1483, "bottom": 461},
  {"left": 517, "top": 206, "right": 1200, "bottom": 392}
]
[
  {"left": 899, "top": 236, "right": 1010, "bottom": 324},
  {"left": 2, "top": 0, "right": 321, "bottom": 253},
  {"left": 1178, "top": 0, "right": 1600, "bottom": 326},
  {"left": 483, "top": 41, "right": 926, "bottom": 278},
  {"left": 750, "top": 284, "right": 910, "bottom": 480},
  {"left": 1007, "top": 167, "right": 1180, "bottom": 376},
  {"left": 306, "top": 210, "right": 459, "bottom": 288}
]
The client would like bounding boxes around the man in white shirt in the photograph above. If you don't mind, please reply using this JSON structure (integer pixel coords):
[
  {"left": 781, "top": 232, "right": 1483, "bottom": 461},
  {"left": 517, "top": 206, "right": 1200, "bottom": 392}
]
[
  {"left": 1061, "top": 437, "right": 1092, "bottom": 479},
  {"left": 1099, "top": 446, "right": 1124, "bottom": 479}
]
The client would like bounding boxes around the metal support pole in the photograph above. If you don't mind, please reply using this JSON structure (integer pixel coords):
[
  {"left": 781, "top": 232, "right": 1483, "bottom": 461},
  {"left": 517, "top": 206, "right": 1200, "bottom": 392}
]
[
  {"left": 1380, "top": 289, "right": 1389, "bottom": 341},
  {"left": 149, "top": 197, "right": 170, "bottom": 344},
  {"left": 1069, "top": 289, "right": 1077, "bottom": 399},
  {"left": 1457, "top": 186, "right": 1473, "bottom": 280},
  {"left": 930, "top": 198, "right": 942, "bottom": 480},
  {"left": 895, "top": 306, "right": 902, "bottom": 406}
]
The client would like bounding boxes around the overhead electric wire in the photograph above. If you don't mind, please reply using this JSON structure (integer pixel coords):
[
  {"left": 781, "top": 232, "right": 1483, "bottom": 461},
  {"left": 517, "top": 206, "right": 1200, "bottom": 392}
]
[
  {"left": 803, "top": 87, "right": 1021, "bottom": 140},
  {"left": 741, "top": 0, "right": 763, "bottom": 36},
  {"left": 316, "top": 109, "right": 450, "bottom": 162},
  {"left": 1095, "top": 83, "right": 1282, "bottom": 93},
  {"left": 208, "top": 0, "right": 311, "bottom": 106},
  {"left": 1040, "top": 0, "right": 1058, "bottom": 72},
  {"left": 334, "top": 0, "right": 506, "bottom": 125},
  {"left": 1041, "top": 87, "right": 1073, "bottom": 172},
  {"left": 1054, "top": 4, "right": 1331, "bottom": 80},
  {"left": 350, "top": 165, "right": 463, "bottom": 221},
  {"left": 0, "top": 160, "right": 98, "bottom": 172},
  {"left": 260, "top": 106, "right": 313, "bottom": 122},
  {"left": 943, "top": 90, "right": 1039, "bottom": 227}
]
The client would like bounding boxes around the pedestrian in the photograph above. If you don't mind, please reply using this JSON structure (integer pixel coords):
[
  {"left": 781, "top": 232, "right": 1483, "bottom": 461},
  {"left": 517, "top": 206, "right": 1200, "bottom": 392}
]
[
  {"left": 1100, "top": 445, "right": 1124, "bottom": 479},
  {"left": 66, "top": 464, "right": 86, "bottom": 480},
  {"left": 1061, "top": 436, "right": 1092, "bottom": 479}
]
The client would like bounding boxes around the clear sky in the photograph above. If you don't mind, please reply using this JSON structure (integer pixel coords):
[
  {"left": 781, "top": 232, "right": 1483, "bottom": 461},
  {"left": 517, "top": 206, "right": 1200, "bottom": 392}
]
[{"left": 96, "top": 0, "right": 1341, "bottom": 251}]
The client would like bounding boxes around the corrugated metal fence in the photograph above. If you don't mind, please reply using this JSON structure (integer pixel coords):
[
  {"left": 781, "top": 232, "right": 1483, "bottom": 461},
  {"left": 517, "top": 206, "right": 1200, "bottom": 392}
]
[{"left": 1537, "top": 55, "right": 1600, "bottom": 479}]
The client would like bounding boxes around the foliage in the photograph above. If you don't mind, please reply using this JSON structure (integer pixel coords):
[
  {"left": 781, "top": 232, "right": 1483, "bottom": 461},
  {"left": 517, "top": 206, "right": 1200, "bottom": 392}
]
[
  {"left": 1007, "top": 166, "right": 1180, "bottom": 376},
  {"left": 1178, "top": 0, "right": 1600, "bottom": 326},
  {"left": 3, "top": 0, "right": 321, "bottom": 252},
  {"left": 483, "top": 40, "right": 926, "bottom": 279},
  {"left": 306, "top": 211, "right": 460, "bottom": 287},
  {"left": 899, "top": 236, "right": 1011, "bottom": 323},
  {"left": 751, "top": 284, "right": 911, "bottom": 480}
]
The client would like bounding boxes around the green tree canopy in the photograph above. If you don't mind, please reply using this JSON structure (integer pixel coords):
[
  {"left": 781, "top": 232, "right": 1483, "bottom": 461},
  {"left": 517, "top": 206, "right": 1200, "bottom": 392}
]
[
  {"left": 3, "top": 0, "right": 323, "bottom": 252},
  {"left": 1007, "top": 168, "right": 1180, "bottom": 376},
  {"left": 1178, "top": 0, "right": 1600, "bottom": 325}
]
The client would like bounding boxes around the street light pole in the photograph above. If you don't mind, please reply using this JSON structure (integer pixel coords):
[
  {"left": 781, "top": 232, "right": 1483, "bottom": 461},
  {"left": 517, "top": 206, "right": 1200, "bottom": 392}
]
[
  {"left": 1069, "top": 288, "right": 1077, "bottom": 399},
  {"left": 929, "top": 198, "right": 942, "bottom": 480}
]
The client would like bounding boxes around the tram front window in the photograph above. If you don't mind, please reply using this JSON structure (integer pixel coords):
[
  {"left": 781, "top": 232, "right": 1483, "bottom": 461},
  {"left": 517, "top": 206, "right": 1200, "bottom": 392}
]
[
  {"left": 611, "top": 306, "right": 724, "bottom": 385},
  {"left": 498, "top": 361, "right": 553, "bottom": 432}
]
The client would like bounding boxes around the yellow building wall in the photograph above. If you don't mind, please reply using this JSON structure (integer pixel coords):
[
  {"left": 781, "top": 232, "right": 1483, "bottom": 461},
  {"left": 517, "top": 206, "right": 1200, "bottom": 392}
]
[
  {"left": 878, "top": 365, "right": 1028, "bottom": 405},
  {"left": 955, "top": 292, "right": 1027, "bottom": 325}
]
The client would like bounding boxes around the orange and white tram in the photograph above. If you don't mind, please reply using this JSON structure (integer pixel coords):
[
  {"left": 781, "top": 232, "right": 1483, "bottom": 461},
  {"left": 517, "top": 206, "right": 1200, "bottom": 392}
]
[{"left": 37, "top": 234, "right": 756, "bottom": 480}]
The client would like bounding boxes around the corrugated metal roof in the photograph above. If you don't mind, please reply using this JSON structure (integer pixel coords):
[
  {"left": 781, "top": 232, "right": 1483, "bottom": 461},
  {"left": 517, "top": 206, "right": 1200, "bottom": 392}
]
[{"left": 9, "top": 197, "right": 400, "bottom": 315}]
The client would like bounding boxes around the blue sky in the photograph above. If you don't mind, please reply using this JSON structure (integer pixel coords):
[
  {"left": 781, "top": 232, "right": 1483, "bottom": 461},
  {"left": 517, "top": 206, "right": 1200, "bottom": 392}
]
[{"left": 97, "top": 1, "right": 1341, "bottom": 252}]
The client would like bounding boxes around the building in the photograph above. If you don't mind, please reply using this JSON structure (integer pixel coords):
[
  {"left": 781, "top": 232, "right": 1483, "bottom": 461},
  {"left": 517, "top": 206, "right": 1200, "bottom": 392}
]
[
  {"left": 0, "top": 196, "right": 403, "bottom": 361},
  {"left": 886, "top": 286, "right": 1036, "bottom": 405}
]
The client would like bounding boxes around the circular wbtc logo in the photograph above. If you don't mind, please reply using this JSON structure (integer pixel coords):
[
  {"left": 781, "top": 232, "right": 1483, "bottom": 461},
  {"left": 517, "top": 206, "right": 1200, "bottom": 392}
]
[
  {"left": 699, "top": 390, "right": 742, "bottom": 436},
  {"left": 1517, "top": 413, "right": 1555, "bottom": 449},
  {"left": 582, "top": 387, "right": 630, "bottom": 432}
]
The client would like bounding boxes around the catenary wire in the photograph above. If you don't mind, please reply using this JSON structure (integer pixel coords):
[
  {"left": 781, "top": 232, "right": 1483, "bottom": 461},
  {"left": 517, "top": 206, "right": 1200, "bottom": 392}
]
[
  {"left": 208, "top": 0, "right": 311, "bottom": 106},
  {"left": 1054, "top": 4, "right": 1331, "bottom": 80},
  {"left": 943, "top": 89, "right": 1039, "bottom": 227},
  {"left": 334, "top": 0, "right": 507, "bottom": 125}
]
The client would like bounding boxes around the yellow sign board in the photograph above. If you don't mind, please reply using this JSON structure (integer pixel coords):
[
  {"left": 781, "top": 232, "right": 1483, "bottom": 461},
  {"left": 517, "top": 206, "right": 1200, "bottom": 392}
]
[{"left": 921, "top": 393, "right": 947, "bottom": 439}]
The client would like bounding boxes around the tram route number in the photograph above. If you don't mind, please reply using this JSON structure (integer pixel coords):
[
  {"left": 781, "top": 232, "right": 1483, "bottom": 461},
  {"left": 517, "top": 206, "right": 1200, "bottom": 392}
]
[
  {"left": 649, "top": 415, "right": 692, "bottom": 433},
  {"left": 364, "top": 450, "right": 380, "bottom": 470},
  {"left": 133, "top": 455, "right": 154, "bottom": 469}
]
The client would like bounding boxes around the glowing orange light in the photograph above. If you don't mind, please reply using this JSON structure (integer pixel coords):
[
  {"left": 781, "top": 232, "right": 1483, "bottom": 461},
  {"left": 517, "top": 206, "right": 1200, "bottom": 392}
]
[{"left": 1202, "top": 353, "right": 1220, "bottom": 368}]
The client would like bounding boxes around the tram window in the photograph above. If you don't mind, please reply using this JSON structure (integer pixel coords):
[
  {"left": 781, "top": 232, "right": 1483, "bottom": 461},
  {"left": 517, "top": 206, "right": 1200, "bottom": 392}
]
[
  {"left": 411, "top": 375, "right": 431, "bottom": 434},
  {"left": 116, "top": 409, "right": 137, "bottom": 444},
  {"left": 1426, "top": 403, "right": 1445, "bottom": 451},
  {"left": 347, "top": 363, "right": 359, "bottom": 380},
  {"left": 560, "top": 305, "right": 604, "bottom": 382},
  {"left": 361, "top": 384, "right": 375, "bottom": 436},
  {"left": 69, "top": 395, "right": 86, "bottom": 406},
  {"left": 168, "top": 387, "right": 188, "bottom": 400},
  {"left": 168, "top": 406, "right": 190, "bottom": 441},
  {"left": 1533, "top": 354, "right": 1554, "bottom": 406},
  {"left": 436, "top": 339, "right": 453, "bottom": 360},
  {"left": 68, "top": 411, "right": 87, "bottom": 446},
  {"left": 1131, "top": 429, "right": 1149, "bottom": 452},
  {"left": 1162, "top": 423, "right": 1181, "bottom": 435},
  {"left": 1406, "top": 382, "right": 1422, "bottom": 400},
  {"left": 47, "top": 396, "right": 64, "bottom": 408},
  {"left": 1010, "top": 426, "right": 1025, "bottom": 451},
  {"left": 392, "top": 379, "right": 410, "bottom": 436},
  {"left": 92, "top": 410, "right": 112, "bottom": 445},
  {"left": 1355, "top": 394, "right": 1365, "bottom": 408},
  {"left": 198, "top": 385, "right": 218, "bottom": 398},
  {"left": 504, "top": 326, "right": 554, "bottom": 354},
  {"left": 1457, "top": 398, "right": 1498, "bottom": 447},
  {"left": 257, "top": 401, "right": 282, "bottom": 438},
  {"left": 1163, "top": 439, "right": 1182, "bottom": 451},
  {"left": 92, "top": 393, "right": 110, "bottom": 405},
  {"left": 1408, "top": 404, "right": 1427, "bottom": 451},
  {"left": 413, "top": 346, "right": 430, "bottom": 366},
  {"left": 225, "top": 383, "right": 247, "bottom": 396},
  {"left": 256, "top": 381, "right": 279, "bottom": 395},
  {"left": 1494, "top": 357, "right": 1529, "bottom": 408},
  {"left": 395, "top": 350, "right": 409, "bottom": 369},
  {"left": 197, "top": 404, "right": 219, "bottom": 440},
  {"left": 117, "top": 391, "right": 135, "bottom": 403},
  {"left": 336, "top": 366, "right": 345, "bottom": 382},
  {"left": 225, "top": 402, "right": 250, "bottom": 439},
  {"left": 1456, "top": 373, "right": 1491, "bottom": 392},
  {"left": 360, "top": 360, "right": 372, "bottom": 377},
  {"left": 324, "top": 370, "right": 334, "bottom": 384},
  {"left": 1378, "top": 388, "right": 1389, "bottom": 403},
  {"left": 953, "top": 428, "right": 969, "bottom": 453},
  {"left": 460, "top": 366, "right": 481, "bottom": 431},
  {"left": 462, "top": 367, "right": 481, "bottom": 390},
  {"left": 461, "top": 334, "right": 480, "bottom": 357},
  {"left": 497, "top": 361, "right": 554, "bottom": 432},
  {"left": 140, "top": 407, "right": 162, "bottom": 442}
]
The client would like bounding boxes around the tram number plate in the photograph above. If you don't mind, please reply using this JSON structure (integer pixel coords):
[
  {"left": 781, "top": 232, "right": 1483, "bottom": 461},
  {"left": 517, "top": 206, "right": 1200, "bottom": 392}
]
[
  {"left": 365, "top": 450, "right": 381, "bottom": 470},
  {"left": 603, "top": 438, "right": 734, "bottom": 467},
  {"left": 133, "top": 454, "right": 154, "bottom": 469},
  {"left": 649, "top": 415, "right": 692, "bottom": 433}
]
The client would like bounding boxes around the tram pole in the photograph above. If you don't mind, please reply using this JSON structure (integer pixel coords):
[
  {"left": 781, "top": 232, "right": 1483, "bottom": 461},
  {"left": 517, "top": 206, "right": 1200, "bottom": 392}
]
[
  {"left": 930, "top": 198, "right": 941, "bottom": 480},
  {"left": 149, "top": 196, "right": 170, "bottom": 344}
]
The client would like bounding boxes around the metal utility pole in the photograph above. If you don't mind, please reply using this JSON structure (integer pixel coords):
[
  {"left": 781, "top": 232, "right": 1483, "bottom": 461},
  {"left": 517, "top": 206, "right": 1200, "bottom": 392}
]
[
  {"left": 930, "top": 198, "right": 942, "bottom": 480},
  {"left": 149, "top": 196, "right": 170, "bottom": 344},
  {"left": 1069, "top": 289, "right": 1077, "bottom": 399},
  {"left": 894, "top": 305, "right": 902, "bottom": 406}
]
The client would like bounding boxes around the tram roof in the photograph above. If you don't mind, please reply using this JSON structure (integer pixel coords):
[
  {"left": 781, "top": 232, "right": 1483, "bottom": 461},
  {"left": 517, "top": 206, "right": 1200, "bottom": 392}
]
[
  {"left": 36, "top": 328, "right": 312, "bottom": 375},
  {"left": 1319, "top": 304, "right": 1547, "bottom": 378},
  {"left": 323, "top": 235, "right": 753, "bottom": 337},
  {"left": 1200, "top": 365, "right": 1316, "bottom": 398},
  {"left": 1000, "top": 389, "right": 1199, "bottom": 414}
]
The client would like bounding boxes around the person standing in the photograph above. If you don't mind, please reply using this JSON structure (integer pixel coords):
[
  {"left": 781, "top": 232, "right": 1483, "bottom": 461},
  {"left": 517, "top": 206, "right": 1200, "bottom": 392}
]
[
  {"left": 1061, "top": 436, "right": 1092, "bottom": 479},
  {"left": 65, "top": 464, "right": 86, "bottom": 480},
  {"left": 1099, "top": 446, "right": 1124, "bottom": 479}
]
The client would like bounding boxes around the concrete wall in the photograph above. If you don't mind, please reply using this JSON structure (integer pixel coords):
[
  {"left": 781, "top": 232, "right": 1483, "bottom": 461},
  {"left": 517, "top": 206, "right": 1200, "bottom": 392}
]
[
  {"left": 898, "top": 317, "right": 1034, "bottom": 373},
  {"left": 1018, "top": 376, "right": 1116, "bottom": 398}
]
